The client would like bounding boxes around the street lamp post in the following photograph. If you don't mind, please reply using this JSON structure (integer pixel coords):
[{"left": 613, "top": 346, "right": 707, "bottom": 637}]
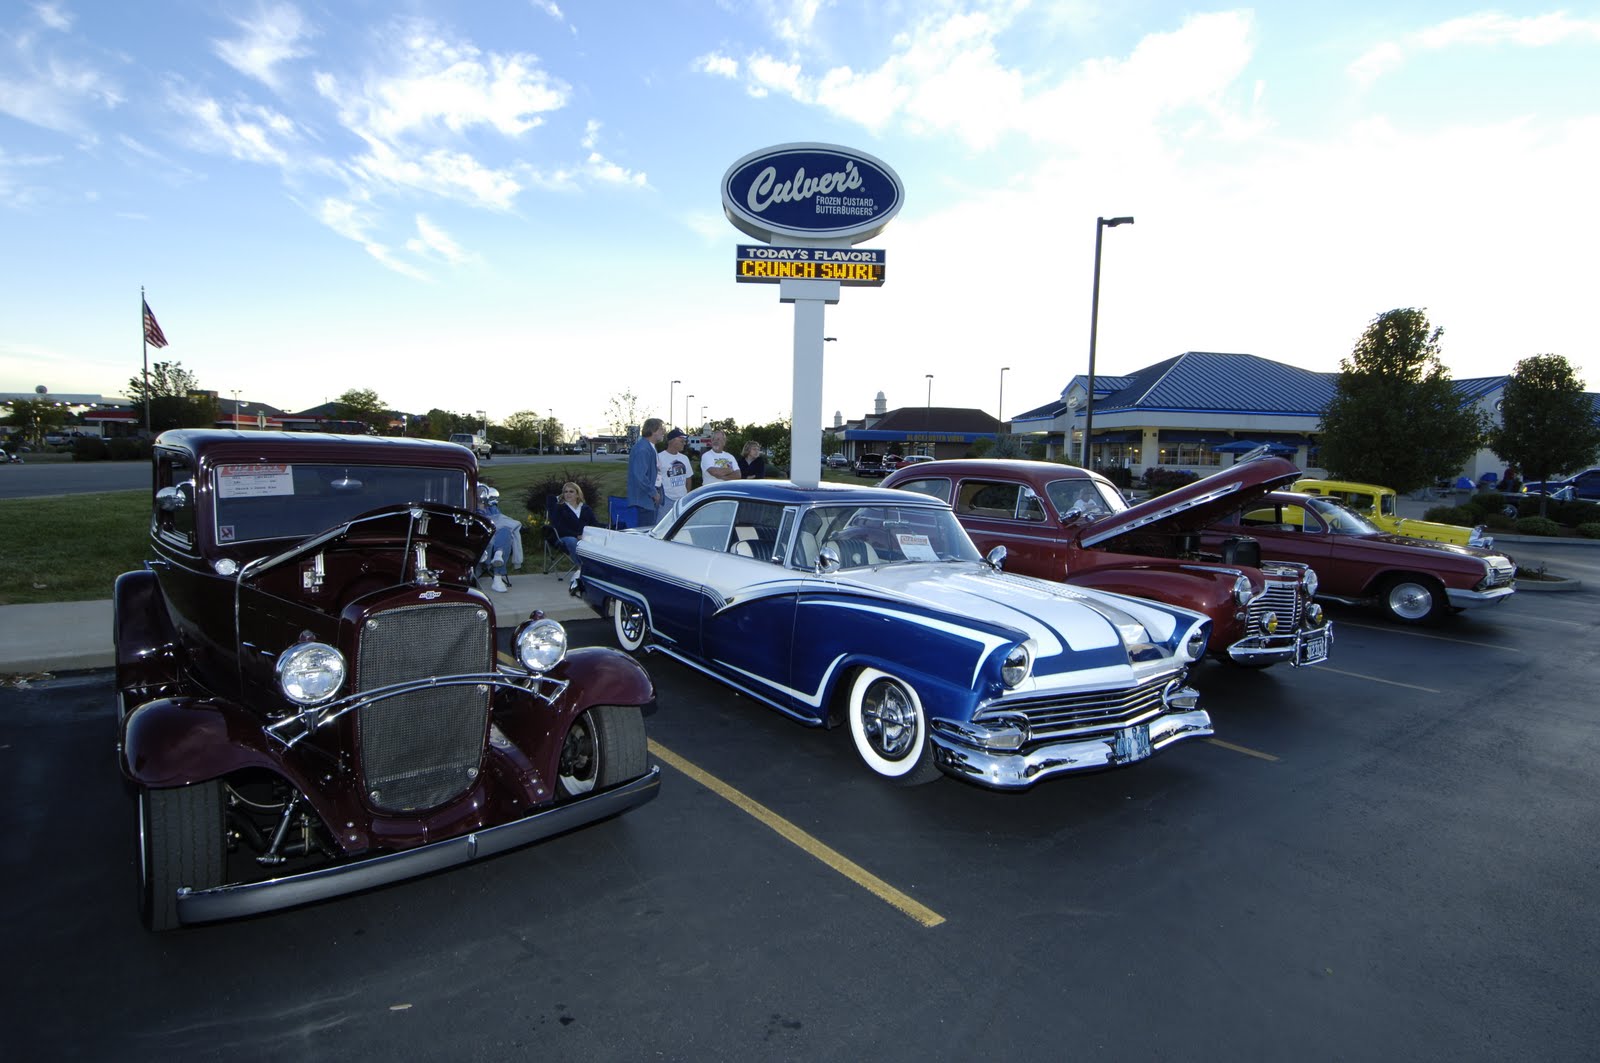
[
  {"left": 1084, "top": 215, "right": 1134, "bottom": 468},
  {"left": 230, "top": 390, "right": 240, "bottom": 429},
  {"left": 685, "top": 394, "right": 694, "bottom": 432},
  {"left": 669, "top": 380, "right": 680, "bottom": 429},
  {"left": 998, "top": 366, "right": 1010, "bottom": 425}
]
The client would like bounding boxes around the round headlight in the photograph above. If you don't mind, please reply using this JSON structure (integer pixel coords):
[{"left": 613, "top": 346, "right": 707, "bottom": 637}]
[
  {"left": 1233, "top": 574, "right": 1253, "bottom": 606},
  {"left": 1301, "top": 568, "right": 1319, "bottom": 599},
  {"left": 515, "top": 618, "right": 568, "bottom": 673},
  {"left": 1261, "top": 610, "right": 1279, "bottom": 635},
  {"left": 276, "top": 642, "right": 346, "bottom": 705},
  {"left": 1308, "top": 602, "right": 1325, "bottom": 626},
  {"left": 1001, "top": 645, "right": 1032, "bottom": 688},
  {"left": 1184, "top": 629, "right": 1209, "bottom": 662}
]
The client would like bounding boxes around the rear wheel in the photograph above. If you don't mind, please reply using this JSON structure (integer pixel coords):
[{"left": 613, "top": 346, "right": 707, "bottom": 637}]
[
  {"left": 1380, "top": 575, "right": 1445, "bottom": 625},
  {"left": 612, "top": 599, "right": 648, "bottom": 653},
  {"left": 558, "top": 706, "right": 648, "bottom": 798},
  {"left": 139, "top": 781, "right": 225, "bottom": 932},
  {"left": 847, "top": 668, "right": 941, "bottom": 785}
]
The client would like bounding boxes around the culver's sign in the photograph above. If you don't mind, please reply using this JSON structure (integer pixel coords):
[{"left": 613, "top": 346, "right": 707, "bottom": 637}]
[{"left": 722, "top": 143, "right": 904, "bottom": 245}]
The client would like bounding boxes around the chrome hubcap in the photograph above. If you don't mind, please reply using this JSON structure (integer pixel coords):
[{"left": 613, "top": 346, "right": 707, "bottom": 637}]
[{"left": 861, "top": 680, "right": 917, "bottom": 760}]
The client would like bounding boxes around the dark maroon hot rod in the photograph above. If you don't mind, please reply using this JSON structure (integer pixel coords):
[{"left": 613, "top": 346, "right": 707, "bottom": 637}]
[{"left": 115, "top": 430, "right": 659, "bottom": 930}]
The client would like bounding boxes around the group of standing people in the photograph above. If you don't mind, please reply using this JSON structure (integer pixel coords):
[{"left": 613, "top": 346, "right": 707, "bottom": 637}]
[{"left": 626, "top": 419, "right": 765, "bottom": 527}]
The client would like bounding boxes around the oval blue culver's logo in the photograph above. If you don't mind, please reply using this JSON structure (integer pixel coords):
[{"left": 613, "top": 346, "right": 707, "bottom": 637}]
[{"left": 722, "top": 142, "right": 904, "bottom": 245}]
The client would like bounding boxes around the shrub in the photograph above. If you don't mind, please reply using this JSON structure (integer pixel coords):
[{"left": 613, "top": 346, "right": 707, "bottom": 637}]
[
  {"left": 107, "top": 437, "right": 151, "bottom": 461},
  {"left": 1513, "top": 515, "right": 1561, "bottom": 537},
  {"left": 72, "top": 436, "right": 110, "bottom": 461},
  {"left": 1141, "top": 467, "right": 1200, "bottom": 497},
  {"left": 1100, "top": 466, "right": 1134, "bottom": 491},
  {"left": 1576, "top": 522, "right": 1600, "bottom": 539},
  {"left": 1481, "top": 511, "right": 1515, "bottom": 530},
  {"left": 1424, "top": 505, "right": 1480, "bottom": 526},
  {"left": 1470, "top": 490, "right": 1505, "bottom": 509},
  {"left": 518, "top": 472, "right": 609, "bottom": 527}
]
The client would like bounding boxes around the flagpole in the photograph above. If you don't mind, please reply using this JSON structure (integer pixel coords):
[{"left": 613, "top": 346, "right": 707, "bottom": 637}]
[{"left": 140, "top": 286, "right": 151, "bottom": 434}]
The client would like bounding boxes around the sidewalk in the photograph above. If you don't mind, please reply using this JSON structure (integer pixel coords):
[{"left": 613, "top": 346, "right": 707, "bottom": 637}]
[{"left": 0, "top": 566, "right": 596, "bottom": 676}]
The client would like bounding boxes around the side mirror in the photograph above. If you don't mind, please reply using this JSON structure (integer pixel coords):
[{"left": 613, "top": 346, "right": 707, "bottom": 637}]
[
  {"left": 816, "top": 542, "right": 842, "bottom": 574},
  {"left": 985, "top": 544, "right": 1007, "bottom": 571}
]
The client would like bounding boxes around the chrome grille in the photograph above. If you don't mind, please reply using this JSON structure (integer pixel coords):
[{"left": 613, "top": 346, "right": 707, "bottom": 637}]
[
  {"left": 355, "top": 602, "right": 491, "bottom": 813},
  {"left": 1247, "top": 577, "right": 1302, "bottom": 634},
  {"left": 1484, "top": 559, "right": 1516, "bottom": 589},
  {"left": 981, "top": 674, "right": 1176, "bottom": 742}
]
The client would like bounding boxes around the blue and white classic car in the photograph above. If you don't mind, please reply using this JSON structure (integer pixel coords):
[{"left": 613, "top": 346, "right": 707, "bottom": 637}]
[{"left": 573, "top": 481, "right": 1215, "bottom": 790}]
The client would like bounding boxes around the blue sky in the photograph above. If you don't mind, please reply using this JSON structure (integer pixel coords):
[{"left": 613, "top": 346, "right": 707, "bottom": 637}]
[{"left": 3, "top": 1, "right": 1597, "bottom": 438}]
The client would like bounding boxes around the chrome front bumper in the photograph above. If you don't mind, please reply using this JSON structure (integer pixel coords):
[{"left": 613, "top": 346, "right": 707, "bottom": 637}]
[
  {"left": 1226, "top": 623, "right": 1333, "bottom": 667},
  {"left": 931, "top": 710, "right": 1214, "bottom": 791},
  {"left": 1446, "top": 585, "right": 1516, "bottom": 609},
  {"left": 174, "top": 768, "right": 661, "bottom": 926}
]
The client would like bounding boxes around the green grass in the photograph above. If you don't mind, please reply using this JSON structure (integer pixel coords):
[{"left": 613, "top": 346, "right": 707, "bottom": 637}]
[{"left": 0, "top": 460, "right": 878, "bottom": 605}]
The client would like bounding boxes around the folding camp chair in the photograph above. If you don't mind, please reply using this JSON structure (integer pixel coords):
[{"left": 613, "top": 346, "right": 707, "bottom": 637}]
[
  {"left": 607, "top": 495, "right": 639, "bottom": 530},
  {"left": 542, "top": 496, "right": 575, "bottom": 575}
]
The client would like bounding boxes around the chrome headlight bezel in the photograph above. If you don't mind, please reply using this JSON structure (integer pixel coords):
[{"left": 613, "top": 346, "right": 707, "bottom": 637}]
[
  {"left": 1181, "top": 622, "right": 1210, "bottom": 663},
  {"left": 515, "top": 617, "right": 568, "bottom": 673},
  {"left": 1301, "top": 567, "right": 1319, "bottom": 599},
  {"left": 1232, "top": 574, "right": 1254, "bottom": 606},
  {"left": 276, "top": 641, "right": 347, "bottom": 705},
  {"left": 1001, "top": 644, "right": 1032, "bottom": 688}
]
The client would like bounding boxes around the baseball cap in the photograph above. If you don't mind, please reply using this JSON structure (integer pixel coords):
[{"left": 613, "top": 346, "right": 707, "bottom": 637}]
[{"left": 665, "top": 428, "right": 686, "bottom": 441}]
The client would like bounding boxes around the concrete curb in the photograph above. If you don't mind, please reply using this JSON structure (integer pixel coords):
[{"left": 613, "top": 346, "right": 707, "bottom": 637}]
[{"left": 1512, "top": 577, "right": 1582, "bottom": 592}]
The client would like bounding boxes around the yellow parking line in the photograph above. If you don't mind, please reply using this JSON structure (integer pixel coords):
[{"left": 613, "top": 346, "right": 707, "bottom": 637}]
[
  {"left": 647, "top": 739, "right": 946, "bottom": 929},
  {"left": 1307, "top": 665, "right": 1441, "bottom": 693},
  {"left": 1205, "top": 738, "right": 1280, "bottom": 762}
]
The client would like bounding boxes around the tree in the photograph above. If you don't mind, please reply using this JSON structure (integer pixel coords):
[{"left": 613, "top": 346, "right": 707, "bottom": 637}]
[
  {"left": 538, "top": 416, "right": 565, "bottom": 452},
  {"left": 335, "top": 388, "right": 388, "bottom": 429},
  {"left": 738, "top": 416, "right": 792, "bottom": 472},
  {"left": 1486, "top": 354, "right": 1600, "bottom": 516},
  {"left": 1317, "top": 309, "right": 1485, "bottom": 493},
  {"left": 502, "top": 410, "right": 542, "bottom": 450},
  {"left": 605, "top": 390, "right": 646, "bottom": 440},
  {"left": 3, "top": 398, "right": 68, "bottom": 444},
  {"left": 124, "top": 360, "right": 216, "bottom": 433}
]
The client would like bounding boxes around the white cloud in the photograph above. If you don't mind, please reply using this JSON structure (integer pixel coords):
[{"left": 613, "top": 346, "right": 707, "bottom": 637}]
[
  {"left": 1352, "top": 11, "right": 1600, "bottom": 85},
  {"left": 406, "top": 214, "right": 469, "bottom": 264},
  {"left": 169, "top": 89, "right": 300, "bottom": 166},
  {"left": 213, "top": 3, "right": 315, "bottom": 90},
  {"left": 0, "top": 20, "right": 123, "bottom": 139},
  {"left": 317, "top": 195, "right": 429, "bottom": 279},
  {"left": 348, "top": 139, "right": 523, "bottom": 210},
  {"left": 33, "top": 2, "right": 71, "bottom": 32},
  {"left": 693, "top": 52, "right": 739, "bottom": 78}
]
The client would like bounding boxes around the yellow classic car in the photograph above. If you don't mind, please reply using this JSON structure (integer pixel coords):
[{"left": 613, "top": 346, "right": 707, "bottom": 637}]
[{"left": 1292, "top": 478, "right": 1492, "bottom": 548}]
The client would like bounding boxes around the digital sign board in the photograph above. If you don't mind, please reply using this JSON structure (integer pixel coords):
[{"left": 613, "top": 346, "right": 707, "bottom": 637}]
[{"left": 734, "top": 245, "right": 885, "bottom": 287}]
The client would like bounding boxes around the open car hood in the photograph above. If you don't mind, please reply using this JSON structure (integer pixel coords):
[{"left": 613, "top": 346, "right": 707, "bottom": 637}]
[{"left": 1081, "top": 456, "right": 1304, "bottom": 549}]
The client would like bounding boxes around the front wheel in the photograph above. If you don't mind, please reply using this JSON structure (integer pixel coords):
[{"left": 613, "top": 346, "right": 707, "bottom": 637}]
[
  {"left": 557, "top": 706, "right": 648, "bottom": 798},
  {"left": 612, "top": 598, "right": 648, "bottom": 653},
  {"left": 1380, "top": 575, "right": 1445, "bottom": 625},
  {"left": 139, "top": 781, "right": 226, "bottom": 932},
  {"left": 847, "top": 668, "right": 941, "bottom": 785}
]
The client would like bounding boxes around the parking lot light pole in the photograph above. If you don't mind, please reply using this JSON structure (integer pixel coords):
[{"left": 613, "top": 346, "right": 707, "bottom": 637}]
[
  {"left": 685, "top": 394, "right": 694, "bottom": 432},
  {"left": 1084, "top": 216, "right": 1133, "bottom": 468},
  {"left": 998, "top": 366, "right": 1010, "bottom": 426},
  {"left": 669, "top": 380, "right": 679, "bottom": 429}
]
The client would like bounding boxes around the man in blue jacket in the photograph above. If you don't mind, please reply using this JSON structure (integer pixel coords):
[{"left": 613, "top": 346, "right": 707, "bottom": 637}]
[{"left": 628, "top": 418, "right": 666, "bottom": 527}]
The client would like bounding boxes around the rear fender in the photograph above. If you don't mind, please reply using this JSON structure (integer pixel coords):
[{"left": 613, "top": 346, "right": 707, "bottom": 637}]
[{"left": 114, "top": 569, "right": 180, "bottom": 696}]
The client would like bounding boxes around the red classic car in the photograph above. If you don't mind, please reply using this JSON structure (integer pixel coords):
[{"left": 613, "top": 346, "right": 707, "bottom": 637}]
[
  {"left": 115, "top": 430, "right": 659, "bottom": 929},
  {"left": 881, "top": 455, "right": 1330, "bottom": 669},
  {"left": 1201, "top": 491, "right": 1517, "bottom": 624}
]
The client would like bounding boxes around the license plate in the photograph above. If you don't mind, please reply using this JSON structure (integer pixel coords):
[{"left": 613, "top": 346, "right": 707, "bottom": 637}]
[
  {"left": 1297, "top": 631, "right": 1329, "bottom": 665},
  {"left": 1113, "top": 723, "right": 1152, "bottom": 764}
]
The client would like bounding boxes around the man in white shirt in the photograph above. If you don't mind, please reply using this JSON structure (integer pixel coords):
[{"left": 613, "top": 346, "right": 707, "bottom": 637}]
[
  {"left": 657, "top": 428, "right": 694, "bottom": 504},
  {"left": 701, "top": 430, "right": 742, "bottom": 484}
]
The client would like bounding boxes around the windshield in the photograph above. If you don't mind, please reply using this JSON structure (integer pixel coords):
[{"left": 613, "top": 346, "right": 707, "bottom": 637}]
[
  {"left": 212, "top": 462, "right": 471, "bottom": 544},
  {"left": 1046, "top": 477, "right": 1127, "bottom": 519},
  {"left": 794, "top": 503, "right": 981, "bottom": 570},
  {"left": 1306, "top": 496, "right": 1381, "bottom": 535}
]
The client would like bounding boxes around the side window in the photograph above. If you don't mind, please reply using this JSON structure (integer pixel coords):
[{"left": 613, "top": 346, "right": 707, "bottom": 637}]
[
  {"left": 668, "top": 499, "right": 737, "bottom": 552},
  {"left": 956, "top": 480, "right": 1021, "bottom": 520},
  {"left": 729, "top": 501, "right": 784, "bottom": 562},
  {"left": 1017, "top": 488, "right": 1047, "bottom": 522},
  {"left": 153, "top": 449, "right": 197, "bottom": 550},
  {"left": 896, "top": 477, "right": 951, "bottom": 503}
]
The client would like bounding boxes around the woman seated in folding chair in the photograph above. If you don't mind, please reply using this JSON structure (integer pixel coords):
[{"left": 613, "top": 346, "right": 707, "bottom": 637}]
[{"left": 548, "top": 482, "right": 601, "bottom": 569}]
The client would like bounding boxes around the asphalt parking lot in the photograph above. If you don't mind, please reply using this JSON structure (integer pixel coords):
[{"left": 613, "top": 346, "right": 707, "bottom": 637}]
[{"left": 4, "top": 587, "right": 1597, "bottom": 1061}]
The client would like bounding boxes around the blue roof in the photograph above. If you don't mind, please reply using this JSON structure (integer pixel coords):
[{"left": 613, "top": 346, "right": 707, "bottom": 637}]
[{"left": 1094, "top": 352, "right": 1338, "bottom": 416}]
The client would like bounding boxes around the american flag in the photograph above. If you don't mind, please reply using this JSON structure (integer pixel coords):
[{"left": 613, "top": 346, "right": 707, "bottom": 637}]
[{"left": 143, "top": 300, "right": 169, "bottom": 348}]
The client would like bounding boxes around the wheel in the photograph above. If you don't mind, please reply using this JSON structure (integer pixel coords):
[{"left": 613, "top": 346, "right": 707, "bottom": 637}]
[
  {"left": 847, "top": 668, "right": 941, "bottom": 784},
  {"left": 1380, "top": 575, "right": 1445, "bottom": 625},
  {"left": 612, "top": 599, "right": 648, "bottom": 653},
  {"left": 139, "top": 781, "right": 225, "bottom": 932},
  {"left": 557, "top": 706, "right": 648, "bottom": 798}
]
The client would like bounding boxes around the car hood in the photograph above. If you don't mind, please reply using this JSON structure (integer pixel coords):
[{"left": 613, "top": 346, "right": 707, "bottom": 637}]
[
  {"left": 1081, "top": 456, "right": 1304, "bottom": 548},
  {"left": 1352, "top": 530, "right": 1506, "bottom": 561},
  {"left": 830, "top": 561, "right": 1202, "bottom": 667}
]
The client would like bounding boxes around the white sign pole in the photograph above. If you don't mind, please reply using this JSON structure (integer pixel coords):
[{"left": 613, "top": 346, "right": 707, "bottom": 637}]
[{"left": 781, "top": 278, "right": 840, "bottom": 488}]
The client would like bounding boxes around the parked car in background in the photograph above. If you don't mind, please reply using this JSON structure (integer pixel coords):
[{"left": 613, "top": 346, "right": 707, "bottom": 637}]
[
  {"left": 825, "top": 453, "right": 849, "bottom": 469},
  {"left": 853, "top": 453, "right": 887, "bottom": 478},
  {"left": 573, "top": 480, "right": 1214, "bottom": 790},
  {"left": 882, "top": 454, "right": 904, "bottom": 471},
  {"left": 115, "top": 430, "right": 659, "bottom": 930},
  {"left": 448, "top": 432, "right": 492, "bottom": 460},
  {"left": 1293, "top": 478, "right": 1492, "bottom": 548},
  {"left": 897, "top": 454, "right": 934, "bottom": 467},
  {"left": 1201, "top": 491, "right": 1516, "bottom": 624},
  {"left": 1522, "top": 467, "right": 1600, "bottom": 501},
  {"left": 883, "top": 455, "right": 1330, "bottom": 670}
]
